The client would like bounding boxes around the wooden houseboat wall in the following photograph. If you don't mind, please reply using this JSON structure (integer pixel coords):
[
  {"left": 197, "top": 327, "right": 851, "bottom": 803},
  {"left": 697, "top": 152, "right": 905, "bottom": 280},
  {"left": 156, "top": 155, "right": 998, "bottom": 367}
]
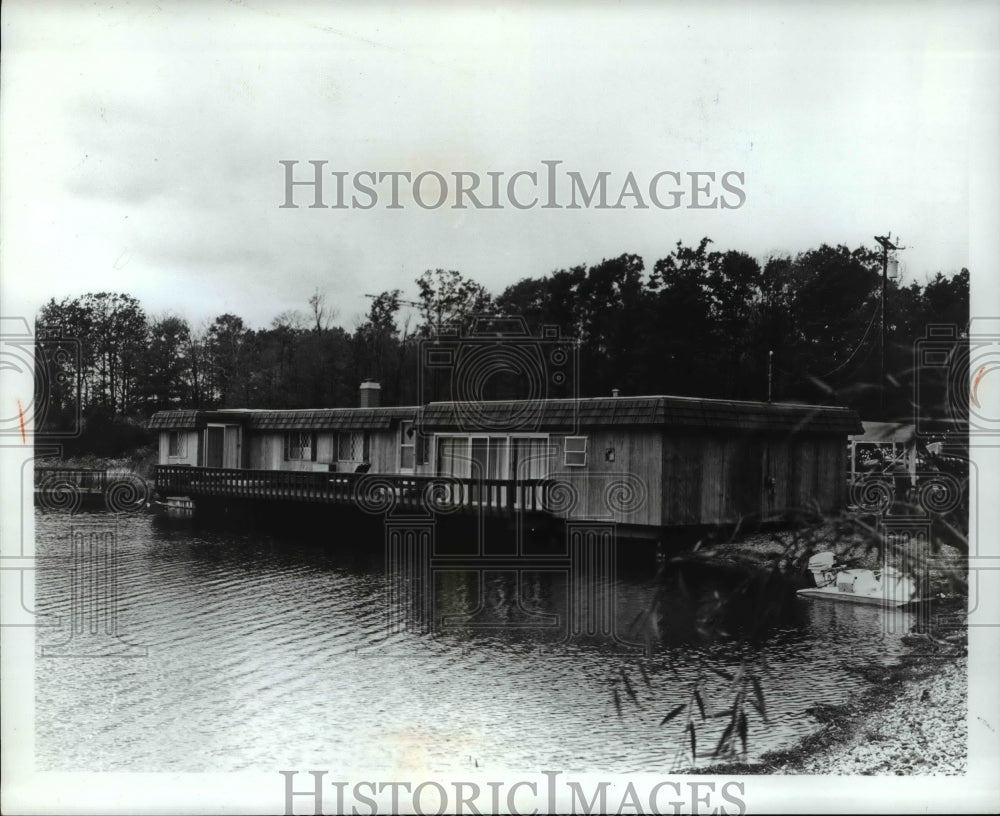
[
  {"left": 418, "top": 397, "right": 860, "bottom": 528},
  {"left": 155, "top": 413, "right": 247, "bottom": 469},
  {"left": 657, "top": 430, "right": 847, "bottom": 526},
  {"left": 244, "top": 429, "right": 396, "bottom": 473},
  {"left": 150, "top": 394, "right": 861, "bottom": 532},
  {"left": 151, "top": 408, "right": 420, "bottom": 473},
  {"left": 158, "top": 427, "right": 201, "bottom": 468},
  {"left": 420, "top": 430, "right": 609, "bottom": 521},
  {"left": 538, "top": 428, "right": 664, "bottom": 528}
]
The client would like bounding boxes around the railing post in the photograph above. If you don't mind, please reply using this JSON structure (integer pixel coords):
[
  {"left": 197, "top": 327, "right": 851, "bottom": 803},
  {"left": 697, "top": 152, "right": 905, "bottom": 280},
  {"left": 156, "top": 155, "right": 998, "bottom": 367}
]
[{"left": 145, "top": 466, "right": 554, "bottom": 520}]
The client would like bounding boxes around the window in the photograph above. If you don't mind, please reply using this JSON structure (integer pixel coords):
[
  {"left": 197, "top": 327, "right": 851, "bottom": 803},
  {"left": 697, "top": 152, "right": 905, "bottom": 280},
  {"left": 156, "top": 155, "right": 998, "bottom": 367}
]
[
  {"left": 285, "top": 432, "right": 314, "bottom": 461},
  {"left": 564, "top": 436, "right": 588, "bottom": 467},
  {"left": 437, "top": 436, "right": 470, "bottom": 478},
  {"left": 399, "top": 421, "right": 430, "bottom": 468},
  {"left": 470, "top": 437, "right": 509, "bottom": 480},
  {"left": 399, "top": 422, "right": 415, "bottom": 471},
  {"left": 510, "top": 437, "right": 551, "bottom": 479},
  {"left": 435, "top": 435, "right": 549, "bottom": 479},
  {"left": 337, "top": 431, "right": 368, "bottom": 463},
  {"left": 168, "top": 431, "right": 187, "bottom": 458}
]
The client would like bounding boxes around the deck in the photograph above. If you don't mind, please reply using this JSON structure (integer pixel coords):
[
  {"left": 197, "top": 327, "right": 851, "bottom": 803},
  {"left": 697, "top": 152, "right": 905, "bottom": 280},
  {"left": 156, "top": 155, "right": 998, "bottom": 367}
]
[
  {"left": 34, "top": 467, "right": 149, "bottom": 512},
  {"left": 154, "top": 465, "right": 552, "bottom": 516},
  {"left": 35, "top": 467, "right": 110, "bottom": 493}
]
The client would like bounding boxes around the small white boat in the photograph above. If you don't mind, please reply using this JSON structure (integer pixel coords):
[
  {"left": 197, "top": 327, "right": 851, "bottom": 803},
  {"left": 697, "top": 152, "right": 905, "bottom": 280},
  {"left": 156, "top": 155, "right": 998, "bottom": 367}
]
[{"left": 797, "top": 551, "right": 917, "bottom": 607}]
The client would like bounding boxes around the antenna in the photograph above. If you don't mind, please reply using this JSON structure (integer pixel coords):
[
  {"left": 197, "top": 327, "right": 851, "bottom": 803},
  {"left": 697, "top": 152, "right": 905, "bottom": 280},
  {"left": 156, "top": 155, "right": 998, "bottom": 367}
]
[
  {"left": 365, "top": 292, "right": 442, "bottom": 338},
  {"left": 364, "top": 292, "right": 422, "bottom": 309}
]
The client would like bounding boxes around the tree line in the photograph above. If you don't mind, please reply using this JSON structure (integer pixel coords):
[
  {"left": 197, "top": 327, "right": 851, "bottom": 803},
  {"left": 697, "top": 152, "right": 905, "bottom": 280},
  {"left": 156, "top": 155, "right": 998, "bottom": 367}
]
[{"left": 36, "top": 238, "right": 968, "bottom": 447}]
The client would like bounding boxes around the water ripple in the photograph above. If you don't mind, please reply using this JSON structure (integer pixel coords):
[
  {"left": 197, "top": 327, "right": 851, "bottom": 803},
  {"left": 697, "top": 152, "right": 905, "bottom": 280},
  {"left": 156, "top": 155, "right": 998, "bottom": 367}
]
[{"left": 34, "top": 509, "right": 912, "bottom": 773}]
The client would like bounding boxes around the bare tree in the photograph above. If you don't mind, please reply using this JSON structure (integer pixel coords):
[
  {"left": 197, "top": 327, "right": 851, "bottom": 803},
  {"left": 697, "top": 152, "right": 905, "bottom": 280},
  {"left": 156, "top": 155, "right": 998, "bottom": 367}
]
[{"left": 308, "top": 288, "right": 338, "bottom": 333}]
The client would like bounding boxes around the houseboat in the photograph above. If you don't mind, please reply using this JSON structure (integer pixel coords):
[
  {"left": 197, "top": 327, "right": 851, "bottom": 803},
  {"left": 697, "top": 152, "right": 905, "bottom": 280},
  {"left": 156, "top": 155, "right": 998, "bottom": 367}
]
[{"left": 149, "top": 382, "right": 861, "bottom": 537}]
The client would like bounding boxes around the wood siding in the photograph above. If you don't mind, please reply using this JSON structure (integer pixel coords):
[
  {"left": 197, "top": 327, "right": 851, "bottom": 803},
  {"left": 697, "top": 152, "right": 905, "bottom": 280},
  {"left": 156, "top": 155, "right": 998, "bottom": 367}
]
[
  {"left": 662, "top": 431, "right": 847, "bottom": 525},
  {"left": 245, "top": 429, "right": 402, "bottom": 473},
  {"left": 154, "top": 413, "right": 851, "bottom": 529},
  {"left": 158, "top": 430, "right": 200, "bottom": 467},
  {"left": 547, "top": 429, "right": 663, "bottom": 527}
]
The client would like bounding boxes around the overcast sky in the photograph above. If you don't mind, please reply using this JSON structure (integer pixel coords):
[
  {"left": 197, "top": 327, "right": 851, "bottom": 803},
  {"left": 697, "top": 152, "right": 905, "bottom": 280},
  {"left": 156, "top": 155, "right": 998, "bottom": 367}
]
[{"left": 2, "top": 1, "right": 997, "bottom": 331}]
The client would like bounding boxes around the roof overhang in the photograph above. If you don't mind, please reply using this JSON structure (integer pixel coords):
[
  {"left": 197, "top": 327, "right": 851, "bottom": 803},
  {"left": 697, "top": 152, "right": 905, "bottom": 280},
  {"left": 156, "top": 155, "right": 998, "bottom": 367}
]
[{"left": 149, "top": 397, "right": 862, "bottom": 436}]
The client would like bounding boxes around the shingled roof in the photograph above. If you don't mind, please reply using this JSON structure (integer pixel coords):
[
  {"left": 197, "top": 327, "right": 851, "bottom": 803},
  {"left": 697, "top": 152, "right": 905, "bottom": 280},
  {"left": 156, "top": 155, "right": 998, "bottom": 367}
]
[
  {"left": 149, "top": 407, "right": 417, "bottom": 431},
  {"left": 418, "top": 396, "right": 862, "bottom": 434},
  {"left": 148, "top": 409, "right": 207, "bottom": 430},
  {"left": 149, "top": 397, "right": 861, "bottom": 435}
]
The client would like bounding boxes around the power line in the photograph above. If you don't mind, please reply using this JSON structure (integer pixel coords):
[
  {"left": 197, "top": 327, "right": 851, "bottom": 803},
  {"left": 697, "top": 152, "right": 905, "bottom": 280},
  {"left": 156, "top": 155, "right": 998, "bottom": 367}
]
[
  {"left": 815, "top": 299, "right": 880, "bottom": 380},
  {"left": 365, "top": 292, "right": 443, "bottom": 337}
]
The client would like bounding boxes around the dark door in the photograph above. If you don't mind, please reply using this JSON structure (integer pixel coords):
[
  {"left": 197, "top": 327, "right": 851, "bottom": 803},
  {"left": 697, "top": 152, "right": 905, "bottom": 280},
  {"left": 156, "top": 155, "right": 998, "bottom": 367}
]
[{"left": 205, "top": 427, "right": 224, "bottom": 468}]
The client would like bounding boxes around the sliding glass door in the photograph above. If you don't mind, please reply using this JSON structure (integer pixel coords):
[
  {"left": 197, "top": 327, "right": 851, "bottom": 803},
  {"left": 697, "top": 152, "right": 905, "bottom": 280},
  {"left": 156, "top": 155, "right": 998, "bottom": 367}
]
[
  {"left": 435, "top": 435, "right": 549, "bottom": 506},
  {"left": 437, "top": 437, "right": 471, "bottom": 478},
  {"left": 203, "top": 424, "right": 241, "bottom": 469}
]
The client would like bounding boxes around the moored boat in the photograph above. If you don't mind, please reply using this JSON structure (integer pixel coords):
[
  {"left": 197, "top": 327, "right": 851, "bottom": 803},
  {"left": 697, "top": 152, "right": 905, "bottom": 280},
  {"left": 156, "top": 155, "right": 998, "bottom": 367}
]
[{"left": 797, "top": 551, "right": 917, "bottom": 607}]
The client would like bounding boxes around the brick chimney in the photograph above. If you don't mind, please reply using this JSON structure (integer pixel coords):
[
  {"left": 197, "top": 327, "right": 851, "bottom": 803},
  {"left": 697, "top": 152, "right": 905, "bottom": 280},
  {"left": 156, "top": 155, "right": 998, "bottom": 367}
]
[{"left": 360, "top": 379, "right": 382, "bottom": 408}]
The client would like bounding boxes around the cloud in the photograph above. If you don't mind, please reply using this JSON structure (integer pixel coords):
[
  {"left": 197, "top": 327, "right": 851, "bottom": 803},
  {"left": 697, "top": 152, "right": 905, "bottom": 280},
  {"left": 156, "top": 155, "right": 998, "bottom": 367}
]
[{"left": 2, "top": 0, "right": 991, "bottom": 332}]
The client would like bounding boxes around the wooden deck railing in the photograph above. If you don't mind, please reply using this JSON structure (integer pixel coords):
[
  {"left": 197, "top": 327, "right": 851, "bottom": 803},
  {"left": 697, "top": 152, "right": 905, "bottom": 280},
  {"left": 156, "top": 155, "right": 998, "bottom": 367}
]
[
  {"left": 34, "top": 467, "right": 110, "bottom": 493},
  {"left": 154, "top": 465, "right": 552, "bottom": 515}
]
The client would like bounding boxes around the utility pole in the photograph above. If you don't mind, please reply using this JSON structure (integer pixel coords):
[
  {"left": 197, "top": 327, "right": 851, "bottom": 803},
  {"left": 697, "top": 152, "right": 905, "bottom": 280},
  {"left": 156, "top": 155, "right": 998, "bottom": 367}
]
[
  {"left": 767, "top": 349, "right": 774, "bottom": 403},
  {"left": 873, "top": 233, "right": 903, "bottom": 420}
]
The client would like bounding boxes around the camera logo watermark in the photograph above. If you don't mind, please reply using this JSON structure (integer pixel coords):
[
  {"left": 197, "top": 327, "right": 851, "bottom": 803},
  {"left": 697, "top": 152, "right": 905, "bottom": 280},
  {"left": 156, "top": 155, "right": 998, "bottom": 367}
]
[
  {"left": 37, "top": 522, "right": 147, "bottom": 658},
  {"left": 417, "top": 316, "right": 578, "bottom": 433},
  {"left": 382, "top": 515, "right": 644, "bottom": 651},
  {"left": 1, "top": 317, "right": 94, "bottom": 640},
  {"left": 902, "top": 318, "right": 997, "bottom": 643},
  {"left": 359, "top": 317, "right": 648, "bottom": 651},
  {"left": 915, "top": 318, "right": 1000, "bottom": 444},
  {"left": 0, "top": 317, "right": 83, "bottom": 443}
]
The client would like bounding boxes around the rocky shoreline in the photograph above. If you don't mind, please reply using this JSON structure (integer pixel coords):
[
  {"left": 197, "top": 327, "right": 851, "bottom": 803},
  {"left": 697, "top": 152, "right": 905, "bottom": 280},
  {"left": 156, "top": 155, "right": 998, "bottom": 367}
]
[
  {"left": 681, "top": 642, "right": 967, "bottom": 776},
  {"left": 766, "top": 650, "right": 967, "bottom": 775}
]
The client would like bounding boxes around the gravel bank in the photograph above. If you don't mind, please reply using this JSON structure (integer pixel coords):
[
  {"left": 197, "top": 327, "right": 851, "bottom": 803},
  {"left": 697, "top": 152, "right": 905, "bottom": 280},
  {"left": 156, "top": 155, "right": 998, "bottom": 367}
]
[
  {"left": 771, "top": 654, "right": 967, "bottom": 775},
  {"left": 686, "top": 651, "right": 968, "bottom": 776}
]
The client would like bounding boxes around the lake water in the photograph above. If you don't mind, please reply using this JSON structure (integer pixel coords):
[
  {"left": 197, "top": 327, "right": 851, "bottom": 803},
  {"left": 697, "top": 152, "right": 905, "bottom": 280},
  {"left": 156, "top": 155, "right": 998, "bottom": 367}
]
[{"left": 33, "top": 508, "right": 914, "bottom": 774}]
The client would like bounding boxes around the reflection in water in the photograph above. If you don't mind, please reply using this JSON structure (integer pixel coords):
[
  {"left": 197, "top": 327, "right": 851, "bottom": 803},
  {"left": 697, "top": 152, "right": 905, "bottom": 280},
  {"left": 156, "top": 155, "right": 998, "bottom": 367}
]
[{"left": 33, "top": 510, "right": 913, "bottom": 773}]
